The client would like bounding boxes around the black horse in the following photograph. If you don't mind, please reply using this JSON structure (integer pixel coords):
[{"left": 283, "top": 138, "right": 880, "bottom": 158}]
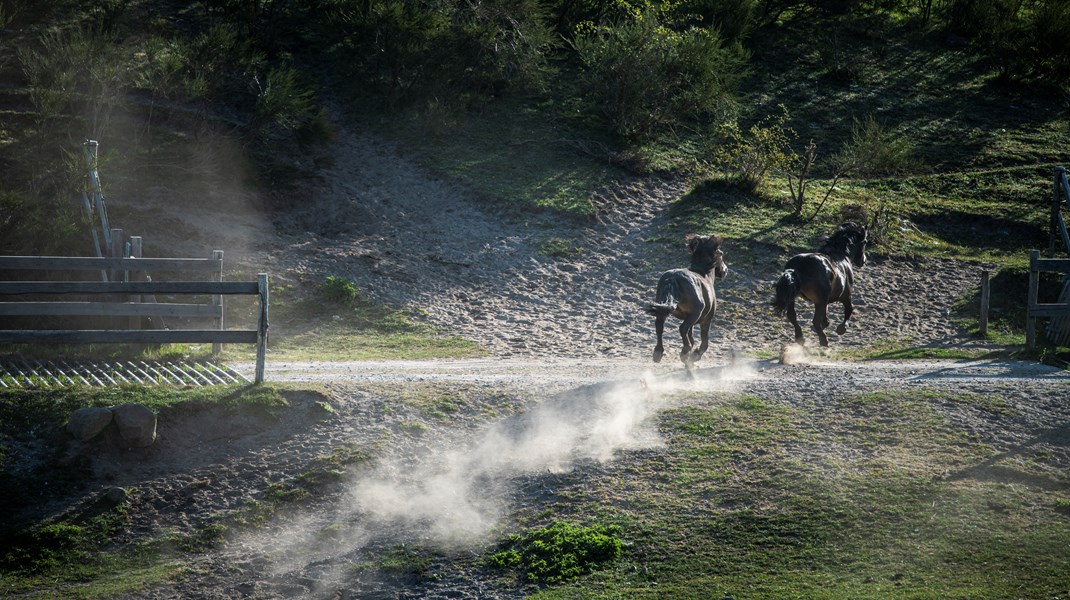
[
  {"left": 772, "top": 222, "right": 868, "bottom": 347},
  {"left": 646, "top": 234, "right": 728, "bottom": 367}
]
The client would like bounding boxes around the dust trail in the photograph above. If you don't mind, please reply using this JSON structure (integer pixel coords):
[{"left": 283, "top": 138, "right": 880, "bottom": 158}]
[
  {"left": 243, "top": 358, "right": 758, "bottom": 583},
  {"left": 778, "top": 343, "right": 832, "bottom": 365}
]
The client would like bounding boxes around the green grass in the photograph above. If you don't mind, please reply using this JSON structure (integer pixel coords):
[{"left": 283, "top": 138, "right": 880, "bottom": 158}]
[
  {"left": 358, "top": 95, "right": 622, "bottom": 219},
  {"left": 220, "top": 273, "right": 487, "bottom": 362},
  {"left": 514, "top": 389, "right": 1070, "bottom": 599}
]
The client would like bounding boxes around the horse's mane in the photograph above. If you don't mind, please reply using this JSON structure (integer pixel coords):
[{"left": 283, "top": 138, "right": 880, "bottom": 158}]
[{"left": 818, "top": 222, "right": 866, "bottom": 259}]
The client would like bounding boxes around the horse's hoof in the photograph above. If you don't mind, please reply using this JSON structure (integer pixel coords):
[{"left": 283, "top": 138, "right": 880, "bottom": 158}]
[
  {"left": 836, "top": 324, "right": 847, "bottom": 335},
  {"left": 652, "top": 350, "right": 664, "bottom": 363}
]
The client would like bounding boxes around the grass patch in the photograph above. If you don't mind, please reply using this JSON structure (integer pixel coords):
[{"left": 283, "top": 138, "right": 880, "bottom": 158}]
[
  {"left": 220, "top": 274, "right": 487, "bottom": 362},
  {"left": 537, "top": 237, "right": 584, "bottom": 259},
  {"left": 522, "top": 389, "right": 1069, "bottom": 599}
]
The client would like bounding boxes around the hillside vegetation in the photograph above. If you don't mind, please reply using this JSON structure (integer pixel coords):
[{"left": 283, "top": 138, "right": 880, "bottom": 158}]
[{"left": 0, "top": 0, "right": 1068, "bottom": 346}]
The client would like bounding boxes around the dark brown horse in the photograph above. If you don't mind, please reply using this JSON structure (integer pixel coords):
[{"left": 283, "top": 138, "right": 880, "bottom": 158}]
[
  {"left": 646, "top": 234, "right": 728, "bottom": 367},
  {"left": 772, "top": 222, "right": 868, "bottom": 347}
]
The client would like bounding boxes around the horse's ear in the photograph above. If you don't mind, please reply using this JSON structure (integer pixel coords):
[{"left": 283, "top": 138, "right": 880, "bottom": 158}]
[{"left": 685, "top": 233, "right": 699, "bottom": 252}]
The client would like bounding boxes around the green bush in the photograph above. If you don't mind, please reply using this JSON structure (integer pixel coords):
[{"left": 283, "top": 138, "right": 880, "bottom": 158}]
[
  {"left": 322, "top": 275, "right": 360, "bottom": 303},
  {"left": 18, "top": 25, "right": 129, "bottom": 137},
  {"left": 489, "top": 520, "right": 623, "bottom": 584},
  {"left": 682, "top": 0, "right": 758, "bottom": 39},
  {"left": 573, "top": 6, "right": 746, "bottom": 141},
  {"left": 253, "top": 64, "right": 318, "bottom": 139},
  {"left": 713, "top": 107, "right": 796, "bottom": 193},
  {"left": 341, "top": 0, "right": 556, "bottom": 106}
]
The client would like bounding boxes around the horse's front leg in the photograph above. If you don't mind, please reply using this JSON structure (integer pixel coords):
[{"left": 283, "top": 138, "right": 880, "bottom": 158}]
[
  {"left": 653, "top": 314, "right": 667, "bottom": 363},
  {"left": 813, "top": 301, "right": 830, "bottom": 347},
  {"left": 786, "top": 301, "right": 804, "bottom": 344},
  {"left": 836, "top": 294, "right": 854, "bottom": 335}
]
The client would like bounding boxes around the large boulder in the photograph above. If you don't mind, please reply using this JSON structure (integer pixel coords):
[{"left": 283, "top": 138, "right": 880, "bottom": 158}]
[
  {"left": 67, "top": 407, "right": 114, "bottom": 441},
  {"left": 112, "top": 403, "right": 157, "bottom": 447}
]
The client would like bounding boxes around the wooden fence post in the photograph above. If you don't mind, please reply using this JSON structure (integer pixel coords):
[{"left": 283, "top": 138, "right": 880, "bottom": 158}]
[
  {"left": 109, "top": 228, "right": 123, "bottom": 281},
  {"left": 255, "top": 273, "right": 269, "bottom": 384},
  {"left": 129, "top": 236, "right": 142, "bottom": 335},
  {"left": 212, "top": 250, "right": 224, "bottom": 355},
  {"left": 1027, "top": 250, "right": 1040, "bottom": 351},
  {"left": 1053, "top": 168, "right": 1063, "bottom": 258},
  {"left": 979, "top": 270, "right": 990, "bottom": 336}
]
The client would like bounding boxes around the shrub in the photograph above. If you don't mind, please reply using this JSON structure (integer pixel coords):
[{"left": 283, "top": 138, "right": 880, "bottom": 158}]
[
  {"left": 489, "top": 521, "right": 623, "bottom": 584},
  {"left": 322, "top": 276, "right": 360, "bottom": 303},
  {"left": 573, "top": 6, "right": 746, "bottom": 141},
  {"left": 342, "top": 0, "right": 556, "bottom": 106},
  {"left": 713, "top": 107, "right": 796, "bottom": 193},
  {"left": 253, "top": 65, "right": 318, "bottom": 139},
  {"left": 682, "top": 0, "right": 758, "bottom": 40}
]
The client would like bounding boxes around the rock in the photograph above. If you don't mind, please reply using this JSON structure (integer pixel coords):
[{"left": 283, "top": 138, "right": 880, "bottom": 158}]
[
  {"left": 112, "top": 403, "right": 157, "bottom": 447},
  {"left": 103, "top": 486, "right": 128, "bottom": 504},
  {"left": 67, "top": 407, "right": 113, "bottom": 441}
]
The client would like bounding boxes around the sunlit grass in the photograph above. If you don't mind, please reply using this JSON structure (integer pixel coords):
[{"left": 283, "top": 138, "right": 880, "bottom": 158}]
[{"left": 522, "top": 389, "right": 1070, "bottom": 599}]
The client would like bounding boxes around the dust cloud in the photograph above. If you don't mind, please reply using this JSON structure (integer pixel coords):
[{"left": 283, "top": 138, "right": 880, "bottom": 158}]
[
  {"left": 245, "top": 358, "right": 757, "bottom": 581},
  {"left": 778, "top": 343, "right": 831, "bottom": 365}
]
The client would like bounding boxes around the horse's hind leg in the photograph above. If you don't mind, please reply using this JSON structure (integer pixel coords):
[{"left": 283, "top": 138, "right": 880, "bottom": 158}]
[
  {"left": 653, "top": 314, "right": 667, "bottom": 363},
  {"left": 786, "top": 301, "right": 804, "bottom": 344},
  {"left": 694, "top": 314, "right": 714, "bottom": 361},
  {"left": 679, "top": 316, "right": 699, "bottom": 367},
  {"left": 836, "top": 294, "right": 854, "bottom": 335},
  {"left": 813, "top": 301, "right": 830, "bottom": 347}
]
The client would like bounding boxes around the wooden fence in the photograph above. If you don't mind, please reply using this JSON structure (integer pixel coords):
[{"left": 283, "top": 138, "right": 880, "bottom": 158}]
[
  {"left": 0, "top": 254, "right": 269, "bottom": 383},
  {"left": 1026, "top": 249, "right": 1070, "bottom": 351}
]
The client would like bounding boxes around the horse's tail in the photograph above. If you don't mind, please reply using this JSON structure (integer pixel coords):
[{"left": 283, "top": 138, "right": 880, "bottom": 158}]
[
  {"left": 645, "top": 275, "right": 679, "bottom": 317},
  {"left": 772, "top": 269, "right": 798, "bottom": 317}
]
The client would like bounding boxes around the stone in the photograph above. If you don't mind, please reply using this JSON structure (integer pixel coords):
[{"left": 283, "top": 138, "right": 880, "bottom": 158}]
[
  {"left": 103, "top": 486, "right": 127, "bottom": 504},
  {"left": 66, "top": 407, "right": 113, "bottom": 441},
  {"left": 112, "top": 403, "right": 157, "bottom": 447}
]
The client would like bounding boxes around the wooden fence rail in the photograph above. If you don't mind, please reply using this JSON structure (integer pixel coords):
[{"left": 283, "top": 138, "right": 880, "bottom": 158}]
[
  {"left": 1027, "top": 249, "right": 1070, "bottom": 351},
  {"left": 0, "top": 255, "right": 269, "bottom": 383}
]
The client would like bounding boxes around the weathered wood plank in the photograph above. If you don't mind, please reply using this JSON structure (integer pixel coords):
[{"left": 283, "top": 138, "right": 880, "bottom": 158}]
[
  {"left": 1033, "top": 257, "right": 1070, "bottom": 274},
  {"left": 0, "top": 256, "right": 223, "bottom": 272},
  {"left": 0, "top": 330, "right": 258, "bottom": 344},
  {"left": 1027, "top": 304, "right": 1070, "bottom": 318},
  {"left": 0, "top": 281, "right": 258, "bottom": 295},
  {"left": 0, "top": 302, "right": 222, "bottom": 318}
]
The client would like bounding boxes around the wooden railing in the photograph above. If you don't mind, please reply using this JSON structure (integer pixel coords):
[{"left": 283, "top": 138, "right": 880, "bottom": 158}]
[
  {"left": 1027, "top": 250, "right": 1070, "bottom": 350},
  {"left": 0, "top": 255, "right": 268, "bottom": 383}
]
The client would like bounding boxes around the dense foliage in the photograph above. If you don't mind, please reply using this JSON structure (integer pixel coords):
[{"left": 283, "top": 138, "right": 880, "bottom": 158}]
[{"left": 0, "top": 0, "right": 1067, "bottom": 253}]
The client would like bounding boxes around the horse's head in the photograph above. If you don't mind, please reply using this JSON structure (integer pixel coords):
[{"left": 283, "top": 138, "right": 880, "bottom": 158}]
[
  {"left": 850, "top": 224, "right": 868, "bottom": 268},
  {"left": 824, "top": 222, "right": 868, "bottom": 268},
  {"left": 686, "top": 234, "right": 728, "bottom": 279}
]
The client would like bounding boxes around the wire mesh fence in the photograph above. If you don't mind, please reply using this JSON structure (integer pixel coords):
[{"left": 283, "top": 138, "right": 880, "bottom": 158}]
[{"left": 0, "top": 357, "right": 249, "bottom": 388}]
